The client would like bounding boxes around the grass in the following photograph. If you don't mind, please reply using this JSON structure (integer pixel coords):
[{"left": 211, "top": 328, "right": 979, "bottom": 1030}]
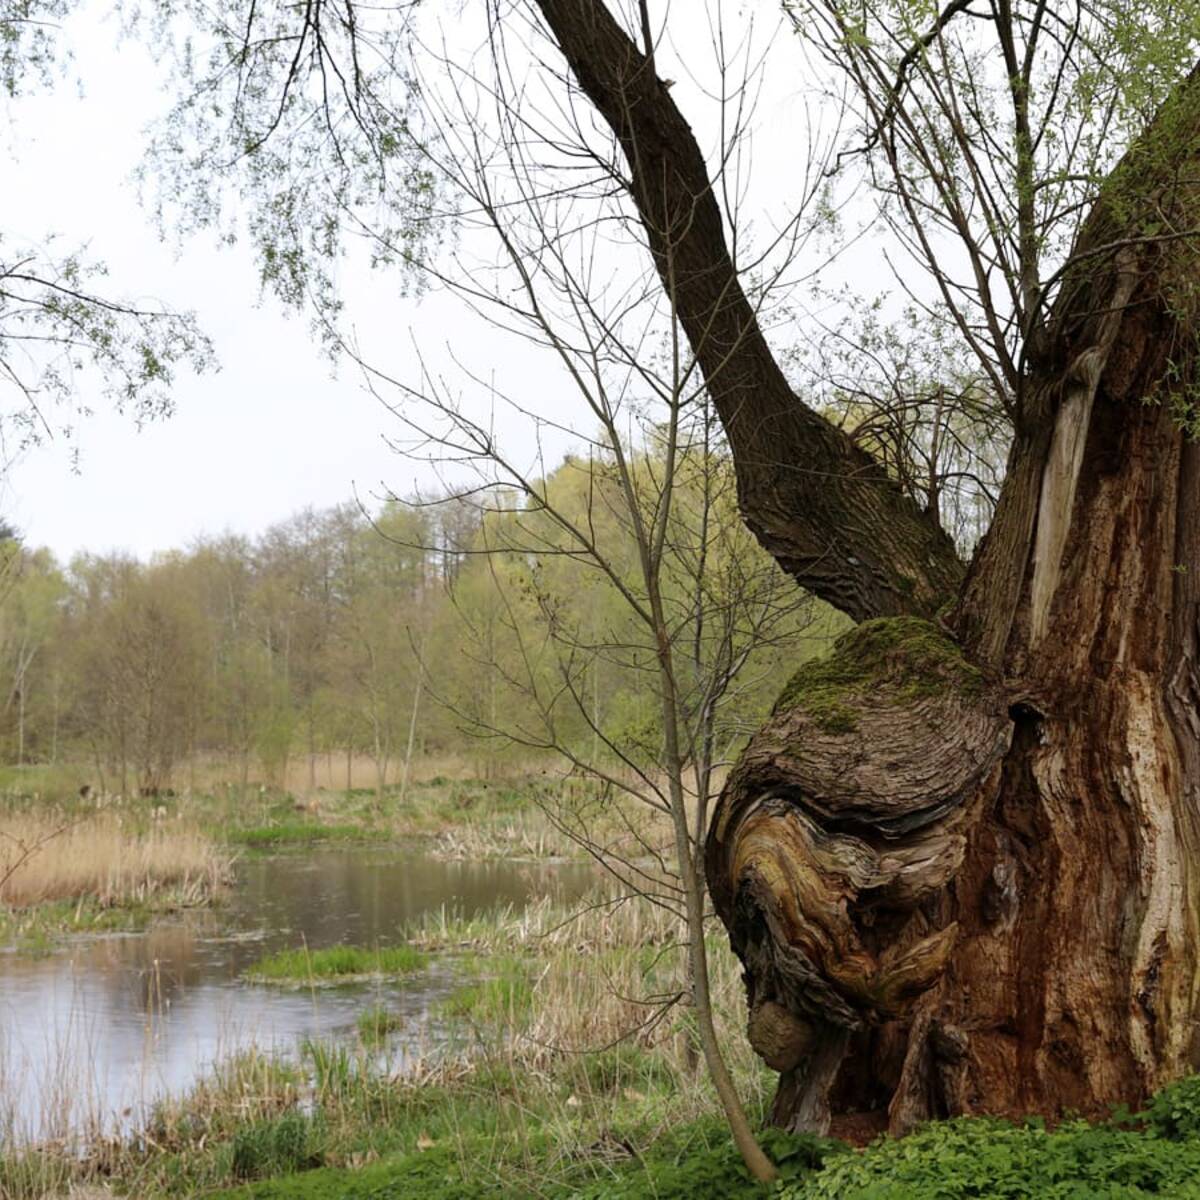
[
  {"left": 200, "top": 770, "right": 673, "bottom": 866},
  {"left": 0, "top": 761, "right": 627, "bottom": 954},
  {"left": 355, "top": 1007, "right": 405, "bottom": 1046},
  {"left": 0, "top": 757, "right": 680, "bottom": 869},
  {"left": 6, "top": 880, "right": 1200, "bottom": 1198},
  {"left": 0, "top": 895, "right": 193, "bottom": 948},
  {"left": 5, "top": 760, "right": 1200, "bottom": 1197},
  {"left": 0, "top": 890, "right": 766, "bottom": 1196},
  {"left": 0, "top": 805, "right": 234, "bottom": 945},
  {"left": 439, "top": 955, "right": 533, "bottom": 1025},
  {"left": 245, "top": 944, "right": 428, "bottom": 985},
  {"left": 228, "top": 822, "right": 389, "bottom": 850}
]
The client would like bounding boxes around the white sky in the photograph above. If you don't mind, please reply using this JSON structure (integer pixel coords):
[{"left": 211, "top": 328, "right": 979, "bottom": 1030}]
[{"left": 1, "top": 1, "right": 820, "bottom": 562}]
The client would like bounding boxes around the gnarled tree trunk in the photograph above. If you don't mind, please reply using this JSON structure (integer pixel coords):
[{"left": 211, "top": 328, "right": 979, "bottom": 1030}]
[
  {"left": 708, "top": 405, "right": 1200, "bottom": 1132},
  {"left": 534, "top": 0, "right": 1200, "bottom": 1137},
  {"left": 708, "top": 80, "right": 1200, "bottom": 1131}
]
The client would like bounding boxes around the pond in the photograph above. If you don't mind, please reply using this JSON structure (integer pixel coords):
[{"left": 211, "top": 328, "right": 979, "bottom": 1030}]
[{"left": 0, "top": 848, "right": 598, "bottom": 1144}]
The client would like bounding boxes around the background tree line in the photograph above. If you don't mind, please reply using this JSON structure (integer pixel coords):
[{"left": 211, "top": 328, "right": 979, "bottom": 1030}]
[{"left": 0, "top": 442, "right": 833, "bottom": 798}]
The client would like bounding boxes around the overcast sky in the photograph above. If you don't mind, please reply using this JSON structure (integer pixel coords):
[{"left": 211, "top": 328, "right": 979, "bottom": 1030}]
[{"left": 2, "top": 1, "right": 818, "bottom": 563}]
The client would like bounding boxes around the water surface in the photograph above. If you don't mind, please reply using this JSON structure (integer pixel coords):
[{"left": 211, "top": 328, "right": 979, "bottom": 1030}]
[{"left": 0, "top": 848, "right": 596, "bottom": 1142}]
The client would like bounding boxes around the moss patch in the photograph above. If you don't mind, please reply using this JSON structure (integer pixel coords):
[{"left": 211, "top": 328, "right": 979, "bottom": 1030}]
[{"left": 773, "top": 617, "right": 983, "bottom": 732}]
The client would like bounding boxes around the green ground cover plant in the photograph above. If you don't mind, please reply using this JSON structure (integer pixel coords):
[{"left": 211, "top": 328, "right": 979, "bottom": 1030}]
[
  {"left": 7, "top": 873, "right": 1200, "bottom": 1200},
  {"left": 783, "top": 1110, "right": 1200, "bottom": 1199},
  {"left": 204, "top": 1092, "right": 1200, "bottom": 1200},
  {"left": 244, "top": 944, "right": 427, "bottom": 984},
  {"left": 8, "top": 865, "right": 1200, "bottom": 1199}
]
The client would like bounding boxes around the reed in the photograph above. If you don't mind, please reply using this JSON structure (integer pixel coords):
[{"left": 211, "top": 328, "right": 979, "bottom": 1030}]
[{"left": 0, "top": 809, "right": 233, "bottom": 913}]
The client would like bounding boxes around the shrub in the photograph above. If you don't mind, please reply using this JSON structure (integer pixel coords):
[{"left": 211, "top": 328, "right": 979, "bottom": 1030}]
[{"left": 1144, "top": 1073, "right": 1200, "bottom": 1141}]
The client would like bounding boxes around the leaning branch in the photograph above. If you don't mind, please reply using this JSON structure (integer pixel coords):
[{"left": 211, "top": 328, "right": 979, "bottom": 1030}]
[{"left": 531, "top": 0, "right": 963, "bottom": 621}]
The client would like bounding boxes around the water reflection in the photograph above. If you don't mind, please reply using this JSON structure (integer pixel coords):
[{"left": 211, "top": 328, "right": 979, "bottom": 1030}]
[{"left": 0, "top": 849, "right": 597, "bottom": 1142}]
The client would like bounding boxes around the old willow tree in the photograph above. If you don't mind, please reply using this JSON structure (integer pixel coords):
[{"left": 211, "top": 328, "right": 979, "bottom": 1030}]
[
  {"left": 151, "top": 0, "right": 1200, "bottom": 1137},
  {"left": 531, "top": 0, "right": 1200, "bottom": 1136}
]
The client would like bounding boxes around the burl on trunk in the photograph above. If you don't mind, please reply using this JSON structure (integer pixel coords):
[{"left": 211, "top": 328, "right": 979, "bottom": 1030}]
[{"left": 707, "top": 79, "right": 1200, "bottom": 1133}]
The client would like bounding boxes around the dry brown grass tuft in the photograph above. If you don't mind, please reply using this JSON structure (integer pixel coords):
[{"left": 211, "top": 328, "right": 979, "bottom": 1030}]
[
  {"left": 411, "top": 889, "right": 761, "bottom": 1086},
  {"left": 0, "top": 810, "right": 233, "bottom": 910}
]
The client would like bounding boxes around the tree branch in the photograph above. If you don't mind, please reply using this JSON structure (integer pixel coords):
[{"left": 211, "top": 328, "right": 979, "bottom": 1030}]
[{"left": 531, "top": 0, "right": 964, "bottom": 621}]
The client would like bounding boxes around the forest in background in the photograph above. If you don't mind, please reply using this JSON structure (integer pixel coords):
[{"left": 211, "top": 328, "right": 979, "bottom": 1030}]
[{"left": 0, "top": 440, "right": 835, "bottom": 798}]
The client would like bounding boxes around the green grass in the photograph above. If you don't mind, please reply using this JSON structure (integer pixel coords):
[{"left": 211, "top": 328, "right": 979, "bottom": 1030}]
[
  {"left": 355, "top": 1006, "right": 406, "bottom": 1046},
  {"left": 0, "top": 762, "right": 94, "bottom": 803},
  {"left": 207, "top": 1145, "right": 508, "bottom": 1199},
  {"left": 439, "top": 955, "right": 531, "bottom": 1024},
  {"left": 227, "top": 822, "right": 389, "bottom": 849},
  {"left": 196, "top": 1099, "right": 1200, "bottom": 1200},
  {"left": 1, "top": 770, "right": 624, "bottom": 866},
  {"left": 201, "top": 1112, "right": 831, "bottom": 1200},
  {"left": 230, "top": 1112, "right": 322, "bottom": 1182},
  {"left": 11, "top": 995, "right": 1200, "bottom": 1200},
  {"left": 245, "top": 944, "right": 427, "bottom": 984},
  {"left": 0, "top": 897, "right": 156, "bottom": 947}
]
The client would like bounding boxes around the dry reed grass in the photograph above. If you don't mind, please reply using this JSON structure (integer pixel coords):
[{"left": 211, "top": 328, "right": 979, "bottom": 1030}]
[
  {"left": 0, "top": 810, "right": 234, "bottom": 910},
  {"left": 425, "top": 792, "right": 676, "bottom": 865},
  {"left": 277, "top": 751, "right": 481, "bottom": 797},
  {"left": 412, "top": 890, "right": 759, "bottom": 1082}
]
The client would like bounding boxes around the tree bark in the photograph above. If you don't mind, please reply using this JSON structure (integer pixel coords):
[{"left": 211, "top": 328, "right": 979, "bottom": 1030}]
[{"left": 708, "top": 69, "right": 1200, "bottom": 1133}]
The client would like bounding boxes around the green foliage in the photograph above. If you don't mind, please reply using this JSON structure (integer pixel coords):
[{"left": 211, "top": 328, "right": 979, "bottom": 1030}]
[
  {"left": 774, "top": 616, "right": 981, "bottom": 731},
  {"left": 255, "top": 699, "right": 297, "bottom": 788},
  {"left": 0, "top": 0, "right": 68, "bottom": 97},
  {"left": 0, "top": 239, "right": 213, "bottom": 449},
  {"left": 230, "top": 1113, "right": 323, "bottom": 1181},
  {"left": 0, "top": 448, "right": 830, "bottom": 790},
  {"left": 144, "top": 0, "right": 439, "bottom": 357},
  {"left": 781, "top": 1116, "right": 1200, "bottom": 1200},
  {"left": 245, "top": 944, "right": 426, "bottom": 984},
  {"left": 1143, "top": 1073, "right": 1200, "bottom": 1140}
]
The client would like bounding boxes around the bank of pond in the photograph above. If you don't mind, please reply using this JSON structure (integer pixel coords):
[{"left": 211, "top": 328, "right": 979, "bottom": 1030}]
[{"left": 2, "top": 781, "right": 1200, "bottom": 1197}]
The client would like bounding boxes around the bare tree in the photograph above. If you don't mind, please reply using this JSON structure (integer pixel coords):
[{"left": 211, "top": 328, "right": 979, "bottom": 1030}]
[{"left": 335, "top": 13, "right": 835, "bottom": 1175}]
